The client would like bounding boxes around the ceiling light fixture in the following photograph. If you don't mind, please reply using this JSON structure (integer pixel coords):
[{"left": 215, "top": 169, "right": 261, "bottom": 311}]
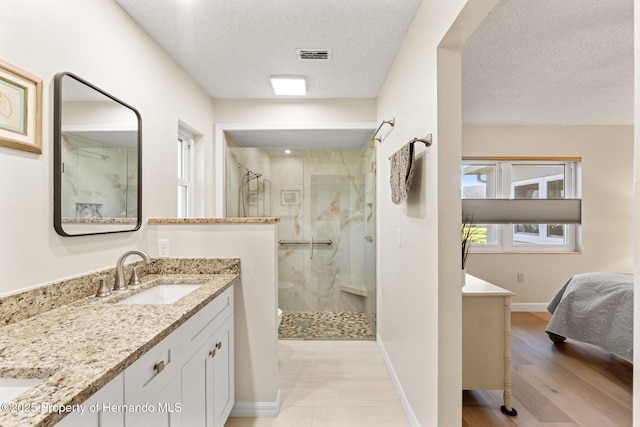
[
  {"left": 270, "top": 75, "right": 306, "bottom": 96},
  {"left": 284, "top": 149, "right": 292, "bottom": 154}
]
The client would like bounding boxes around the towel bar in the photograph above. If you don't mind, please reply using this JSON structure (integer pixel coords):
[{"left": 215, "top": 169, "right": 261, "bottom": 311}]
[
  {"left": 409, "top": 133, "right": 432, "bottom": 147},
  {"left": 371, "top": 118, "right": 395, "bottom": 142}
]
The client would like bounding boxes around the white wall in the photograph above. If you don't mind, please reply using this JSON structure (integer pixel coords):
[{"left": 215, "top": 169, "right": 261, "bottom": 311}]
[
  {"left": 463, "top": 126, "right": 634, "bottom": 306},
  {"left": 375, "top": 1, "right": 496, "bottom": 425},
  {"left": 0, "top": 0, "right": 216, "bottom": 294},
  {"left": 212, "top": 99, "right": 376, "bottom": 124},
  {"left": 147, "top": 223, "right": 280, "bottom": 414}
]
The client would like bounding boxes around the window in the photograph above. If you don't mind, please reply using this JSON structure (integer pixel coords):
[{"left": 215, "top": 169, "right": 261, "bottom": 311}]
[
  {"left": 461, "top": 159, "right": 581, "bottom": 253},
  {"left": 178, "top": 131, "right": 193, "bottom": 218}
]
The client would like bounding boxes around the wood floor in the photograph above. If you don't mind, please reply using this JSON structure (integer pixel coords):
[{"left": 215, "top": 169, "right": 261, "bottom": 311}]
[
  {"left": 225, "top": 312, "right": 632, "bottom": 426},
  {"left": 463, "top": 312, "right": 633, "bottom": 427}
]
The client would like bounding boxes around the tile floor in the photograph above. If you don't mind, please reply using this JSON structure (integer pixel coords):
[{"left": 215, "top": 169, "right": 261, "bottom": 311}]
[{"left": 224, "top": 340, "right": 410, "bottom": 427}]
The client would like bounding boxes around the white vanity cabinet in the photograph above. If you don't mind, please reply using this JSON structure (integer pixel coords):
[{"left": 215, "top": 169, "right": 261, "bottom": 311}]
[
  {"left": 126, "top": 371, "right": 182, "bottom": 427},
  {"left": 180, "top": 286, "right": 234, "bottom": 427},
  {"left": 462, "top": 275, "right": 517, "bottom": 416},
  {"left": 56, "top": 285, "right": 235, "bottom": 427},
  {"left": 181, "top": 315, "right": 234, "bottom": 427},
  {"left": 211, "top": 316, "right": 234, "bottom": 426},
  {"left": 122, "top": 284, "right": 234, "bottom": 427},
  {"left": 124, "top": 325, "right": 183, "bottom": 427},
  {"left": 56, "top": 373, "right": 124, "bottom": 427}
]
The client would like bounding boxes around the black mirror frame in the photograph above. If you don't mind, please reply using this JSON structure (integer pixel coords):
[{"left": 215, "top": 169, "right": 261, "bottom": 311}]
[{"left": 53, "top": 72, "right": 142, "bottom": 237}]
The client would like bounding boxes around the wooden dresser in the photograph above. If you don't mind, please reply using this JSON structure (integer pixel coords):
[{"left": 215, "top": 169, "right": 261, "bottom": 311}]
[{"left": 462, "top": 274, "right": 517, "bottom": 416}]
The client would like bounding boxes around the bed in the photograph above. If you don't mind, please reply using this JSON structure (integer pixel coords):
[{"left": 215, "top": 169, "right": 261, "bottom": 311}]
[{"left": 545, "top": 272, "right": 633, "bottom": 362}]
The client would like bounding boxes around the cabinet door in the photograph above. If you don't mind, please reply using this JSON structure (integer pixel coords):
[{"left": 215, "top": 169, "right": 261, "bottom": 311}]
[
  {"left": 180, "top": 313, "right": 234, "bottom": 427},
  {"left": 124, "top": 331, "right": 181, "bottom": 409},
  {"left": 462, "top": 295, "right": 506, "bottom": 390},
  {"left": 181, "top": 335, "right": 214, "bottom": 427},
  {"left": 212, "top": 315, "right": 234, "bottom": 427},
  {"left": 126, "top": 371, "right": 182, "bottom": 427},
  {"left": 56, "top": 373, "right": 124, "bottom": 427}
]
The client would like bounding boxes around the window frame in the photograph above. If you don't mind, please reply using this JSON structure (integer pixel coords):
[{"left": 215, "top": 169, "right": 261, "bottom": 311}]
[
  {"left": 178, "top": 130, "right": 194, "bottom": 218},
  {"left": 511, "top": 172, "right": 565, "bottom": 245},
  {"left": 462, "top": 158, "right": 581, "bottom": 254}
]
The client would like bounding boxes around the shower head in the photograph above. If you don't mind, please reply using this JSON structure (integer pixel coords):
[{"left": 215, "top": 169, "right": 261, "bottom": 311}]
[{"left": 237, "top": 163, "right": 262, "bottom": 179}]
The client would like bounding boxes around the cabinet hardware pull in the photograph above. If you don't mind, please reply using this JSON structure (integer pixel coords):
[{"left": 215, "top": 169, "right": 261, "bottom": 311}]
[
  {"left": 154, "top": 360, "right": 165, "bottom": 374},
  {"left": 209, "top": 349, "right": 216, "bottom": 358},
  {"left": 216, "top": 341, "right": 223, "bottom": 350}
]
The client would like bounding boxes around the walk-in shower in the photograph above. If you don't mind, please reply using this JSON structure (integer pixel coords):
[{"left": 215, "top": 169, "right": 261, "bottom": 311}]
[{"left": 225, "top": 143, "right": 376, "bottom": 340}]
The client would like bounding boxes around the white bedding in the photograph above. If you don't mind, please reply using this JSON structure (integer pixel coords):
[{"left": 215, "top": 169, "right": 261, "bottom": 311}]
[{"left": 546, "top": 272, "right": 633, "bottom": 362}]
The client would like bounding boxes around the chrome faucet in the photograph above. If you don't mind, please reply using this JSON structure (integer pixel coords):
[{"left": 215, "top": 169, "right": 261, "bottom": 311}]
[{"left": 114, "top": 250, "right": 152, "bottom": 291}]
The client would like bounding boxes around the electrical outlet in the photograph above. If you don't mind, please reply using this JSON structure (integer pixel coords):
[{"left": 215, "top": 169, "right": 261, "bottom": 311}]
[
  {"left": 517, "top": 272, "right": 525, "bottom": 283},
  {"left": 158, "top": 239, "right": 170, "bottom": 257}
]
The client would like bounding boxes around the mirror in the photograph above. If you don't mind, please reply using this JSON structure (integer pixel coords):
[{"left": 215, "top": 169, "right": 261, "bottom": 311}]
[{"left": 54, "top": 72, "right": 141, "bottom": 236}]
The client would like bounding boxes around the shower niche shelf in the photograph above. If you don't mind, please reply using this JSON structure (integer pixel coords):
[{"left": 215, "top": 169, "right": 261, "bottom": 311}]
[{"left": 339, "top": 284, "right": 368, "bottom": 297}]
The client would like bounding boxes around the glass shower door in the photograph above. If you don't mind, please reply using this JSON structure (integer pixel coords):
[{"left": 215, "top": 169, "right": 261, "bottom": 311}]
[
  {"left": 277, "top": 148, "right": 376, "bottom": 339},
  {"left": 226, "top": 144, "right": 376, "bottom": 339}
]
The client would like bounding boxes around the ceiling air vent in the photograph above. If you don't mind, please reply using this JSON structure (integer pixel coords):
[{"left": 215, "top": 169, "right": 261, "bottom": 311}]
[{"left": 296, "top": 49, "right": 332, "bottom": 61}]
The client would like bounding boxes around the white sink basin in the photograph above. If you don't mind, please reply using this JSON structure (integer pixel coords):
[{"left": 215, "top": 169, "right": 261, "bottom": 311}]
[
  {"left": 118, "top": 284, "right": 201, "bottom": 305},
  {"left": 0, "top": 378, "right": 44, "bottom": 402}
]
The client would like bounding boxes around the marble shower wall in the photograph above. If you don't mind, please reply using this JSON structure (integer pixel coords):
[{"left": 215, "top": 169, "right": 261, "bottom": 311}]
[
  {"left": 275, "top": 149, "right": 372, "bottom": 314},
  {"left": 61, "top": 134, "right": 137, "bottom": 218},
  {"left": 226, "top": 147, "right": 273, "bottom": 218},
  {"left": 225, "top": 145, "right": 376, "bottom": 318}
]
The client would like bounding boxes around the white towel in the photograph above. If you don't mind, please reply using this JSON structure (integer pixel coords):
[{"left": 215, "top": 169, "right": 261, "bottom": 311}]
[{"left": 389, "top": 142, "right": 415, "bottom": 205}]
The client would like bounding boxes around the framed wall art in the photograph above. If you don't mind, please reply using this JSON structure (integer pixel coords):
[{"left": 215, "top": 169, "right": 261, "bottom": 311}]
[{"left": 0, "top": 59, "right": 42, "bottom": 154}]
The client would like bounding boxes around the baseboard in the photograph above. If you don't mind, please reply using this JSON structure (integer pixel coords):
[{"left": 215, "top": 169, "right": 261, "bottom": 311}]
[
  {"left": 376, "top": 335, "right": 420, "bottom": 427},
  {"left": 229, "top": 389, "right": 281, "bottom": 417},
  {"left": 511, "top": 302, "right": 548, "bottom": 312}
]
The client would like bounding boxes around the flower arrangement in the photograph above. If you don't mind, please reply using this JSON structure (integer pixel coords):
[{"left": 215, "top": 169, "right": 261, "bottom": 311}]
[{"left": 461, "top": 213, "right": 477, "bottom": 269}]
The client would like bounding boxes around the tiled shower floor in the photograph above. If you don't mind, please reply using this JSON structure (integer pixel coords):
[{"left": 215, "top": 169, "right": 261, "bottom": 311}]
[{"left": 278, "top": 311, "right": 375, "bottom": 340}]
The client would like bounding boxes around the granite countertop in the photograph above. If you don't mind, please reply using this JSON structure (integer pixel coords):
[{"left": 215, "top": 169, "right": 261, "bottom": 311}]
[
  {"left": 148, "top": 217, "right": 280, "bottom": 224},
  {"left": 0, "top": 266, "right": 238, "bottom": 426},
  {"left": 61, "top": 217, "right": 137, "bottom": 224}
]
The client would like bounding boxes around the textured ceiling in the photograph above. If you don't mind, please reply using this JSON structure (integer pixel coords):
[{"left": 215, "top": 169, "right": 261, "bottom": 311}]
[
  {"left": 463, "top": 0, "right": 633, "bottom": 126},
  {"left": 113, "top": 0, "right": 633, "bottom": 147},
  {"left": 114, "top": 0, "right": 423, "bottom": 99}
]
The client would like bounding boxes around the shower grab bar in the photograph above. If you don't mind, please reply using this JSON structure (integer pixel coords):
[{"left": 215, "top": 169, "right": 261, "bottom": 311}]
[
  {"left": 278, "top": 239, "right": 333, "bottom": 245},
  {"left": 279, "top": 238, "right": 332, "bottom": 259}
]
